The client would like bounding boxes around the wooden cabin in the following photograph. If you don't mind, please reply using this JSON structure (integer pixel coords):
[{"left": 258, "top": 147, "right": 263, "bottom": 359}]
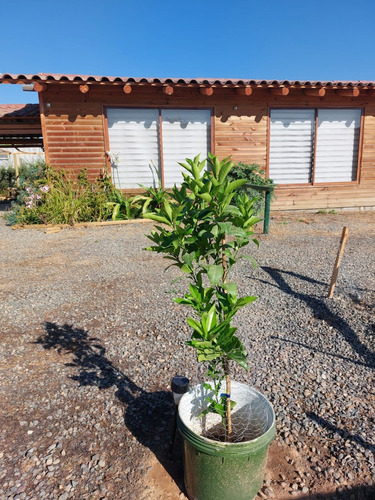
[{"left": 1, "top": 73, "right": 374, "bottom": 211}]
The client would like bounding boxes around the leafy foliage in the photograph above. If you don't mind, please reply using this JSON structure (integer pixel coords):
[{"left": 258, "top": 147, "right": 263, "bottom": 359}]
[
  {"left": 133, "top": 163, "right": 171, "bottom": 215},
  {"left": 0, "top": 157, "right": 47, "bottom": 197},
  {"left": 5, "top": 167, "right": 141, "bottom": 225},
  {"left": 145, "top": 154, "right": 261, "bottom": 434},
  {"left": 228, "top": 162, "right": 276, "bottom": 213}
]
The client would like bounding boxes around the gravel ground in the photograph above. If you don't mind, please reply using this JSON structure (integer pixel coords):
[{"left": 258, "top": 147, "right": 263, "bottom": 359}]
[{"left": 0, "top": 209, "right": 374, "bottom": 500}]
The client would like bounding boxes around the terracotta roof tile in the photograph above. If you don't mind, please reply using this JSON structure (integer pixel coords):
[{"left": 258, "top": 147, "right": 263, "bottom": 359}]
[
  {"left": 0, "top": 103, "right": 40, "bottom": 118},
  {"left": 1, "top": 73, "right": 375, "bottom": 88}
]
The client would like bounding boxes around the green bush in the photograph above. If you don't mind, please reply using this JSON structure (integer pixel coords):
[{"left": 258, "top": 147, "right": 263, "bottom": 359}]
[
  {"left": 0, "top": 164, "right": 16, "bottom": 196},
  {"left": 227, "top": 163, "right": 275, "bottom": 213},
  {"left": 5, "top": 167, "right": 142, "bottom": 226},
  {"left": 0, "top": 157, "right": 47, "bottom": 197}
]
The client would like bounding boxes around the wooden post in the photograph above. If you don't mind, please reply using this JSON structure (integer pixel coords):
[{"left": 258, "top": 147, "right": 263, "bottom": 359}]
[
  {"left": 162, "top": 85, "right": 174, "bottom": 95},
  {"left": 123, "top": 84, "right": 132, "bottom": 94},
  {"left": 236, "top": 86, "right": 252, "bottom": 96},
  {"left": 270, "top": 87, "right": 289, "bottom": 96},
  {"left": 328, "top": 226, "right": 349, "bottom": 298},
  {"left": 14, "top": 154, "right": 20, "bottom": 188},
  {"left": 79, "top": 84, "right": 90, "bottom": 94},
  {"left": 33, "top": 82, "right": 47, "bottom": 93},
  {"left": 336, "top": 88, "right": 360, "bottom": 97},
  {"left": 199, "top": 86, "right": 214, "bottom": 96},
  {"left": 304, "top": 88, "right": 326, "bottom": 97}
]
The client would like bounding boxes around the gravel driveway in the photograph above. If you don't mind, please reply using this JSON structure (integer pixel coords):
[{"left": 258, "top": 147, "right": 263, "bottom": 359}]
[{"left": 0, "top": 210, "right": 374, "bottom": 500}]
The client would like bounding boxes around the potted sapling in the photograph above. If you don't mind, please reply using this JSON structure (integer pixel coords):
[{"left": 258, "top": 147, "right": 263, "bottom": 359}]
[{"left": 145, "top": 154, "right": 275, "bottom": 500}]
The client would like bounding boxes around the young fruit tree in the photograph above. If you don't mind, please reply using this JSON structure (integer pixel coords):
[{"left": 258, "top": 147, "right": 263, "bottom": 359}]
[{"left": 145, "top": 154, "right": 261, "bottom": 441}]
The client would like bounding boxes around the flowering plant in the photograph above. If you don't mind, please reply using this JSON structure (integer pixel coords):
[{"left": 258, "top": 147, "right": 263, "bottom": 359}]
[{"left": 24, "top": 185, "right": 49, "bottom": 209}]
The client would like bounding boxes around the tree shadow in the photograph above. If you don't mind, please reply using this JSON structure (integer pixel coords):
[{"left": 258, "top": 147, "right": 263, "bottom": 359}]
[
  {"left": 34, "top": 322, "right": 185, "bottom": 494},
  {"left": 300, "top": 484, "right": 375, "bottom": 500},
  {"left": 306, "top": 412, "right": 375, "bottom": 454},
  {"left": 270, "top": 336, "right": 373, "bottom": 369},
  {"left": 261, "top": 267, "right": 375, "bottom": 368}
]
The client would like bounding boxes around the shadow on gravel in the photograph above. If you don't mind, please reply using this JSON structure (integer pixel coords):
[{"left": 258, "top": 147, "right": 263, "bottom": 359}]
[
  {"left": 300, "top": 484, "right": 375, "bottom": 500},
  {"left": 34, "top": 322, "right": 185, "bottom": 494},
  {"left": 270, "top": 336, "right": 372, "bottom": 369},
  {"left": 261, "top": 267, "right": 375, "bottom": 368},
  {"left": 307, "top": 412, "right": 375, "bottom": 454}
]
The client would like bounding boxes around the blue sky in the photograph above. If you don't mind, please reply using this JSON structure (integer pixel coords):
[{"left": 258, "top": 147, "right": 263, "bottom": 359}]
[{"left": 1, "top": 0, "right": 375, "bottom": 103}]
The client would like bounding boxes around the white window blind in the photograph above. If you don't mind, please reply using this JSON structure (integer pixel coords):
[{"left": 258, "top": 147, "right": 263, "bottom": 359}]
[
  {"left": 107, "top": 108, "right": 160, "bottom": 189},
  {"left": 161, "top": 109, "right": 211, "bottom": 187},
  {"left": 314, "top": 109, "right": 361, "bottom": 183},
  {"left": 269, "top": 109, "right": 315, "bottom": 184}
]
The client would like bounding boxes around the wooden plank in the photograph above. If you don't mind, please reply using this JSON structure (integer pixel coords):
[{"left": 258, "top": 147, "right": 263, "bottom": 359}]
[
  {"left": 12, "top": 218, "right": 153, "bottom": 230},
  {"left": 328, "top": 227, "right": 349, "bottom": 298}
]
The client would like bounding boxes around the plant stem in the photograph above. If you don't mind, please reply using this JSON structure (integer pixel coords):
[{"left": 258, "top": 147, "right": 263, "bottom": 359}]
[
  {"left": 225, "top": 358, "right": 232, "bottom": 441},
  {"left": 222, "top": 236, "right": 232, "bottom": 442}
]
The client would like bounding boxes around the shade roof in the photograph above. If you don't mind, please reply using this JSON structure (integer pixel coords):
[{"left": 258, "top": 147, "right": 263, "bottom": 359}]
[
  {"left": 1, "top": 73, "right": 375, "bottom": 88},
  {"left": 0, "top": 103, "right": 40, "bottom": 118}
]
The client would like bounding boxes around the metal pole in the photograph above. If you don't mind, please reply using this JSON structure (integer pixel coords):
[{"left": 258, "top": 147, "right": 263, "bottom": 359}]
[{"left": 263, "top": 189, "right": 271, "bottom": 235}]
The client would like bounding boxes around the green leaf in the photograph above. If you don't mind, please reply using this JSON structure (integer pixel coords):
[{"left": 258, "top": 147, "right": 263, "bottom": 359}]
[
  {"left": 187, "top": 318, "right": 205, "bottom": 338},
  {"left": 201, "top": 305, "right": 217, "bottom": 332},
  {"left": 221, "top": 282, "right": 237, "bottom": 296},
  {"left": 218, "top": 160, "right": 234, "bottom": 183},
  {"left": 239, "top": 254, "right": 258, "bottom": 268},
  {"left": 206, "top": 265, "right": 224, "bottom": 286},
  {"left": 225, "top": 179, "right": 248, "bottom": 194},
  {"left": 198, "top": 192, "right": 212, "bottom": 202},
  {"left": 223, "top": 205, "right": 242, "bottom": 216},
  {"left": 236, "top": 296, "right": 257, "bottom": 308},
  {"left": 143, "top": 213, "right": 170, "bottom": 225}
]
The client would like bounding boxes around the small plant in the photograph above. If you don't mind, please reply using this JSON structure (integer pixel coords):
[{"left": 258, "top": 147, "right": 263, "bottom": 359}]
[
  {"left": 133, "top": 163, "right": 170, "bottom": 215},
  {"left": 145, "top": 154, "right": 261, "bottom": 441},
  {"left": 105, "top": 190, "right": 142, "bottom": 220}
]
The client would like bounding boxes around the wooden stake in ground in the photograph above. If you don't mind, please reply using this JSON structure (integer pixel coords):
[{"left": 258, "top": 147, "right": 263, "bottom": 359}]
[{"left": 328, "top": 226, "right": 349, "bottom": 298}]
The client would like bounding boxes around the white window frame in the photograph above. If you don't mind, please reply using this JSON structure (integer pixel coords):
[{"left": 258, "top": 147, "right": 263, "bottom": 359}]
[
  {"left": 268, "top": 108, "right": 363, "bottom": 186},
  {"left": 105, "top": 107, "right": 212, "bottom": 189}
]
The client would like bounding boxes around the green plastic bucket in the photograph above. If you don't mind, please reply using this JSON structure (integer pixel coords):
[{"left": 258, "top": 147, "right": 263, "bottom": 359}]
[{"left": 177, "top": 381, "right": 276, "bottom": 500}]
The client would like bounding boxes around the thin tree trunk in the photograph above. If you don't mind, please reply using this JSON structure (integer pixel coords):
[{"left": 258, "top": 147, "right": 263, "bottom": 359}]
[
  {"left": 222, "top": 237, "right": 232, "bottom": 441},
  {"left": 225, "top": 359, "right": 232, "bottom": 441}
]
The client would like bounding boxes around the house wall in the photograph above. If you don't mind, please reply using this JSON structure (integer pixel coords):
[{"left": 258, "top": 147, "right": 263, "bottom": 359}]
[{"left": 39, "top": 84, "right": 375, "bottom": 210}]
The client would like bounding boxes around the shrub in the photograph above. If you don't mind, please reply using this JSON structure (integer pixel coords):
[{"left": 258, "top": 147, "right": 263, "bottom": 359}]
[
  {"left": 5, "top": 166, "right": 141, "bottom": 226},
  {"left": 227, "top": 163, "right": 275, "bottom": 213},
  {"left": 0, "top": 164, "right": 16, "bottom": 197},
  {"left": 0, "top": 157, "right": 47, "bottom": 197}
]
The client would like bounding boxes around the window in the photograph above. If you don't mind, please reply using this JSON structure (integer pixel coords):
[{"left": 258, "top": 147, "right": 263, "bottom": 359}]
[
  {"left": 0, "top": 152, "right": 10, "bottom": 165},
  {"left": 269, "top": 108, "right": 361, "bottom": 184},
  {"left": 106, "top": 108, "right": 211, "bottom": 189}
]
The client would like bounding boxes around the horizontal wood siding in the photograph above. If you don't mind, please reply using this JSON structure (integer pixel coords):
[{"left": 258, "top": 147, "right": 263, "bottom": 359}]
[
  {"left": 41, "top": 98, "right": 105, "bottom": 181},
  {"left": 40, "top": 85, "right": 375, "bottom": 209}
]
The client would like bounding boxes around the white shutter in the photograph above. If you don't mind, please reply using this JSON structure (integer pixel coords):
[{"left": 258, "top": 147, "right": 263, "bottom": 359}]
[
  {"left": 314, "top": 109, "right": 361, "bottom": 183},
  {"left": 269, "top": 109, "right": 315, "bottom": 184},
  {"left": 107, "top": 108, "right": 160, "bottom": 189},
  {"left": 161, "top": 109, "right": 211, "bottom": 187}
]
